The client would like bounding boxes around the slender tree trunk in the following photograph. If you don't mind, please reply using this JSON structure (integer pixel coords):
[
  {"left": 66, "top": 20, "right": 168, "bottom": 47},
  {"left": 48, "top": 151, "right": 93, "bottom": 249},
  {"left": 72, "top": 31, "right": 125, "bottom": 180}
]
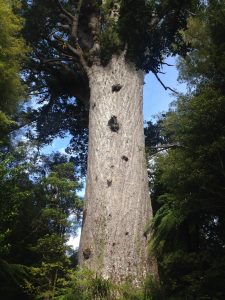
[{"left": 79, "top": 54, "right": 158, "bottom": 285}]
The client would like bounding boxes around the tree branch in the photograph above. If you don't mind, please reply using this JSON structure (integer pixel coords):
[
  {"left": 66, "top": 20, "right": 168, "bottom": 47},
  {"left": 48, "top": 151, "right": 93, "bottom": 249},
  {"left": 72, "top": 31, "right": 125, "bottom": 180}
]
[
  {"left": 149, "top": 143, "right": 189, "bottom": 155},
  {"left": 155, "top": 59, "right": 174, "bottom": 67},
  {"left": 88, "top": 12, "right": 101, "bottom": 63},
  {"left": 66, "top": 44, "right": 88, "bottom": 71},
  {"left": 46, "top": 37, "right": 88, "bottom": 71},
  {"left": 28, "top": 91, "right": 48, "bottom": 96},
  {"left": 55, "top": 1, "right": 88, "bottom": 70},
  {"left": 161, "top": 61, "right": 174, "bottom": 67},
  {"left": 71, "top": 0, "right": 83, "bottom": 41},
  {"left": 58, "top": 24, "right": 70, "bottom": 31},
  {"left": 152, "top": 72, "right": 179, "bottom": 94},
  {"left": 55, "top": 0, "right": 75, "bottom": 20},
  {"left": 57, "top": 0, "right": 83, "bottom": 43}
]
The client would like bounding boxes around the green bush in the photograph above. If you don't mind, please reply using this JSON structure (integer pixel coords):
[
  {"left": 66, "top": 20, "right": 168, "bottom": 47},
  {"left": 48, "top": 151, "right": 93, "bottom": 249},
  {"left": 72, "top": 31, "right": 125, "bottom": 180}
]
[{"left": 55, "top": 268, "right": 163, "bottom": 300}]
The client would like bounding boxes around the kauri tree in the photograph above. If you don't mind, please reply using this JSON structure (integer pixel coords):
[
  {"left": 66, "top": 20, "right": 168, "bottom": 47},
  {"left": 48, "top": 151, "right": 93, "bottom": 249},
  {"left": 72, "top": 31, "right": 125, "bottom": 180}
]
[{"left": 23, "top": 0, "right": 201, "bottom": 285}]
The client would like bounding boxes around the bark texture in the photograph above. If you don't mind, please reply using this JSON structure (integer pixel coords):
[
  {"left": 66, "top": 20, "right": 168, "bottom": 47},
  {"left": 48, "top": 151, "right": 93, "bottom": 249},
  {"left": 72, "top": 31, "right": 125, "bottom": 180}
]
[{"left": 79, "top": 54, "right": 158, "bottom": 285}]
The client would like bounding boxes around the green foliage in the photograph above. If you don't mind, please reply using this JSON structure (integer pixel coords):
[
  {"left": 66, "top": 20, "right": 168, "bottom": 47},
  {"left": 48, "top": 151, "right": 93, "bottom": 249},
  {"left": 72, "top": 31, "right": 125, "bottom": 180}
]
[
  {"left": 51, "top": 268, "right": 163, "bottom": 300},
  {"left": 149, "top": 2, "right": 225, "bottom": 298},
  {"left": 99, "top": 1, "right": 123, "bottom": 64},
  {"left": 100, "top": 22, "right": 123, "bottom": 65},
  {"left": 23, "top": 160, "right": 82, "bottom": 299},
  {"left": 150, "top": 91, "right": 225, "bottom": 298},
  {"left": 0, "top": 0, "right": 27, "bottom": 109},
  {"left": 0, "top": 111, "right": 17, "bottom": 145},
  {"left": 26, "top": 261, "right": 71, "bottom": 299},
  {"left": 0, "top": 153, "right": 31, "bottom": 258},
  {"left": 118, "top": 0, "right": 201, "bottom": 72},
  {"left": 0, "top": 148, "right": 82, "bottom": 299},
  {"left": 178, "top": 0, "right": 225, "bottom": 89},
  {"left": 58, "top": 268, "right": 112, "bottom": 300},
  {"left": 0, "top": 259, "right": 30, "bottom": 299},
  {"left": 0, "top": 0, "right": 28, "bottom": 144}
]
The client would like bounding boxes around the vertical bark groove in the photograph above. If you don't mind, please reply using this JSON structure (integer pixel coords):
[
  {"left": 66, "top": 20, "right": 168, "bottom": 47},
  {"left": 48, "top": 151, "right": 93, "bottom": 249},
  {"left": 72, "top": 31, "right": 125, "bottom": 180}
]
[{"left": 79, "top": 54, "right": 158, "bottom": 285}]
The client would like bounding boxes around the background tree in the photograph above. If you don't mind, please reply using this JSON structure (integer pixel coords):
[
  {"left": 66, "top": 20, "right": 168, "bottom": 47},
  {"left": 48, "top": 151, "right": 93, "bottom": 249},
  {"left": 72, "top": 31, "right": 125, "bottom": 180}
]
[
  {"left": 0, "top": 0, "right": 27, "bottom": 146},
  {"left": 25, "top": 159, "right": 83, "bottom": 299},
  {"left": 0, "top": 2, "right": 30, "bottom": 298},
  {"left": 0, "top": 147, "right": 83, "bottom": 299},
  {"left": 149, "top": 2, "right": 225, "bottom": 298}
]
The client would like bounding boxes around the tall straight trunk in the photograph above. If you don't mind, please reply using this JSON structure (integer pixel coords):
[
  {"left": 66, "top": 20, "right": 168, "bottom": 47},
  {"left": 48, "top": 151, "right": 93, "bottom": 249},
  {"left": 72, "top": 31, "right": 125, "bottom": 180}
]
[{"left": 79, "top": 54, "right": 157, "bottom": 285}]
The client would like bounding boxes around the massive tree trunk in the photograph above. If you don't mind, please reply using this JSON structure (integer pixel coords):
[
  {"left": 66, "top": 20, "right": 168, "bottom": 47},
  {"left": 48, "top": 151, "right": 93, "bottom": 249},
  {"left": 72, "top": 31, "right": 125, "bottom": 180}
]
[{"left": 79, "top": 54, "right": 158, "bottom": 285}]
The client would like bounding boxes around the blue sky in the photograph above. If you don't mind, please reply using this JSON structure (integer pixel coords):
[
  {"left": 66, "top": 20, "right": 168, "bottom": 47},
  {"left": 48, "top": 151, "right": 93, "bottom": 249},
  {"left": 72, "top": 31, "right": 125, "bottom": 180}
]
[{"left": 143, "top": 56, "right": 186, "bottom": 120}]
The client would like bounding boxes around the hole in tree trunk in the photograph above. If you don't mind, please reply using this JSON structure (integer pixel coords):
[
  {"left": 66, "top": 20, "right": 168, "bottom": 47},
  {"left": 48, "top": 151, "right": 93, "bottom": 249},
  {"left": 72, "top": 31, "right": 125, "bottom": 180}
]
[
  {"left": 83, "top": 248, "right": 92, "bottom": 260},
  {"left": 108, "top": 116, "right": 120, "bottom": 132},
  {"left": 107, "top": 180, "right": 112, "bottom": 187},
  {"left": 125, "top": 232, "right": 129, "bottom": 236},
  {"left": 112, "top": 84, "right": 122, "bottom": 93},
  {"left": 121, "top": 155, "right": 128, "bottom": 162}
]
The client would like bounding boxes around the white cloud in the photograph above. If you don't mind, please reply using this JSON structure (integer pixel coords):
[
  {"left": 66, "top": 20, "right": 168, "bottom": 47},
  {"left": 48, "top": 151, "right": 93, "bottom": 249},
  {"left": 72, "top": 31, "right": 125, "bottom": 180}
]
[{"left": 67, "top": 227, "right": 81, "bottom": 250}]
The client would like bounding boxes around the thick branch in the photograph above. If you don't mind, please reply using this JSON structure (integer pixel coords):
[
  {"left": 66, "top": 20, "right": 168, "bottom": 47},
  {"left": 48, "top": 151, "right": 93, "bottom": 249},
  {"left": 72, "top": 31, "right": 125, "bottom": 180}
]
[
  {"left": 41, "top": 57, "right": 71, "bottom": 65},
  {"left": 66, "top": 44, "right": 88, "bottom": 71},
  {"left": 71, "top": 0, "right": 83, "bottom": 41},
  {"left": 56, "top": 0, "right": 83, "bottom": 43},
  {"left": 55, "top": 1, "right": 88, "bottom": 70},
  {"left": 88, "top": 12, "right": 101, "bottom": 63}
]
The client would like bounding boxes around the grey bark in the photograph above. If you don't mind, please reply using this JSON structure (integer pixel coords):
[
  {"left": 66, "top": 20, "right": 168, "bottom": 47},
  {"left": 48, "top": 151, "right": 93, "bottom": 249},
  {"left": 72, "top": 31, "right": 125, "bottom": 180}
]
[{"left": 79, "top": 54, "right": 158, "bottom": 286}]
